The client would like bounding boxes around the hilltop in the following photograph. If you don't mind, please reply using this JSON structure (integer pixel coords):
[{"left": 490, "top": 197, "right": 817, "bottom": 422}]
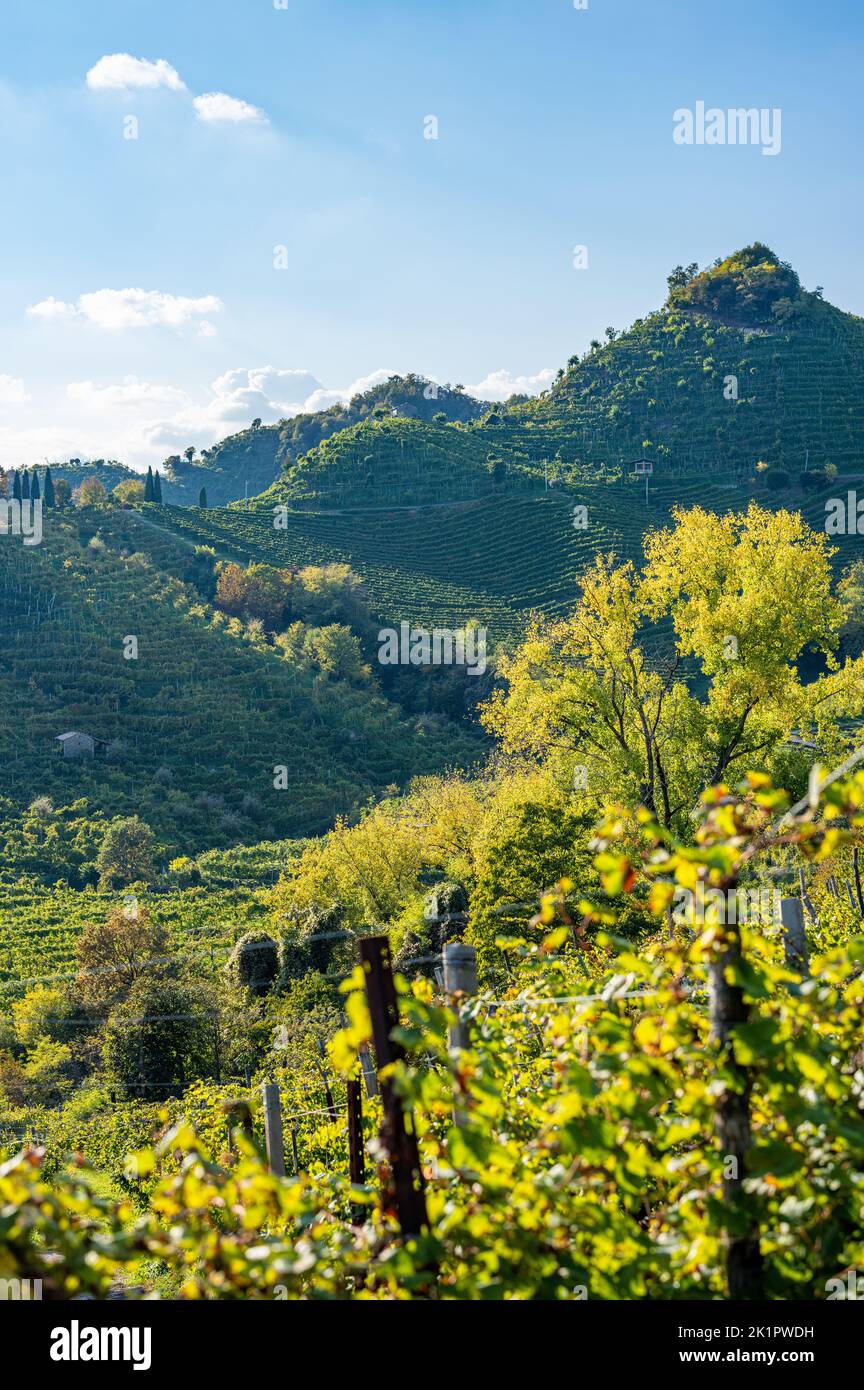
[
  {"left": 253, "top": 244, "right": 863, "bottom": 508},
  {"left": 40, "top": 375, "right": 490, "bottom": 509}
]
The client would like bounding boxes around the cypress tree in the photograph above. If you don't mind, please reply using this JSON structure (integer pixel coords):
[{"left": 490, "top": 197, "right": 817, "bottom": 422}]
[
  {"left": 153, "top": 470, "right": 163, "bottom": 503},
  {"left": 144, "top": 467, "right": 154, "bottom": 503},
  {"left": 43, "top": 467, "right": 55, "bottom": 508},
  {"left": 21, "top": 471, "right": 30, "bottom": 500},
  {"left": 198, "top": 487, "right": 208, "bottom": 509},
  {"left": 12, "top": 471, "right": 22, "bottom": 501},
  {"left": 31, "top": 471, "right": 41, "bottom": 501}
]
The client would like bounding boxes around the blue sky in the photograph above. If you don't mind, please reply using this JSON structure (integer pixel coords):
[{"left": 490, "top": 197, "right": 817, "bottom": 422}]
[{"left": 1, "top": 0, "right": 861, "bottom": 470}]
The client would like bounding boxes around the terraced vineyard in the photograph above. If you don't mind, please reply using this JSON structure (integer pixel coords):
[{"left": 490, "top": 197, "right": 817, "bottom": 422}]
[
  {"left": 217, "top": 254, "right": 864, "bottom": 513},
  {"left": 137, "top": 471, "right": 864, "bottom": 648},
  {"left": 0, "top": 513, "right": 482, "bottom": 847},
  {"left": 0, "top": 872, "right": 282, "bottom": 1000}
]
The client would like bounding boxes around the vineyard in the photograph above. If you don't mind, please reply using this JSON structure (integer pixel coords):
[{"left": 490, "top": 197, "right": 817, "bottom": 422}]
[
  {"left": 131, "top": 471, "right": 864, "bottom": 648},
  {"left": 0, "top": 510, "right": 482, "bottom": 849},
  {"left": 2, "top": 248, "right": 864, "bottom": 1321},
  {"left": 3, "top": 771, "right": 864, "bottom": 1303}
]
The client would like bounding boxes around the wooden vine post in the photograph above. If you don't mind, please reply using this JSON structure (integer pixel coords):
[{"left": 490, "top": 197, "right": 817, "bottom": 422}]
[
  {"left": 708, "top": 898, "right": 764, "bottom": 1299},
  {"left": 853, "top": 848, "right": 864, "bottom": 917},
  {"left": 358, "top": 1043, "right": 379, "bottom": 1098},
  {"left": 359, "top": 935, "right": 428, "bottom": 1238},
  {"left": 346, "top": 1074, "right": 365, "bottom": 1229},
  {"left": 261, "top": 1082, "right": 286, "bottom": 1178}
]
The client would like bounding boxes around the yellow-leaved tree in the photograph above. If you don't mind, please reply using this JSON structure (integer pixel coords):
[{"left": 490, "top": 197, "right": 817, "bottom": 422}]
[{"left": 483, "top": 504, "right": 864, "bottom": 827}]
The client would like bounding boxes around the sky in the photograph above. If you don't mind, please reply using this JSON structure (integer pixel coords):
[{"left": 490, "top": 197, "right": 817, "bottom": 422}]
[{"left": 0, "top": 0, "right": 861, "bottom": 472}]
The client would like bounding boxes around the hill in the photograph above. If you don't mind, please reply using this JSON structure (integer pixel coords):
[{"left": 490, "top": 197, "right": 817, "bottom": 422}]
[
  {"left": 151, "top": 375, "right": 490, "bottom": 507},
  {"left": 255, "top": 245, "right": 864, "bottom": 508},
  {"left": 131, "top": 467, "right": 864, "bottom": 657},
  {"left": 0, "top": 508, "right": 482, "bottom": 856},
  {"left": 14, "top": 377, "right": 489, "bottom": 510}
]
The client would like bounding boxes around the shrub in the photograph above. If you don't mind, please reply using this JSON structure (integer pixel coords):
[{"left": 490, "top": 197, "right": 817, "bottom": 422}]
[{"left": 225, "top": 932, "right": 280, "bottom": 996}]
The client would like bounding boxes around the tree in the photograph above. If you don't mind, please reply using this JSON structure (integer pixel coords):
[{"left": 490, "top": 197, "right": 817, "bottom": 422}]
[
  {"left": 95, "top": 816, "right": 157, "bottom": 888},
  {"left": 43, "top": 466, "right": 55, "bottom": 508},
  {"left": 103, "top": 976, "right": 217, "bottom": 1100},
  {"left": 250, "top": 418, "right": 262, "bottom": 430},
  {"left": 76, "top": 476, "right": 107, "bottom": 507},
  {"left": 483, "top": 504, "right": 864, "bottom": 828},
  {"left": 294, "top": 563, "right": 369, "bottom": 628},
  {"left": 184, "top": 447, "right": 196, "bottom": 463},
  {"left": 12, "top": 985, "right": 72, "bottom": 1047},
  {"left": 21, "top": 470, "right": 30, "bottom": 500},
  {"left": 153, "top": 470, "right": 163, "bottom": 503},
  {"left": 303, "top": 624, "right": 369, "bottom": 682},
  {"left": 0, "top": 1051, "right": 28, "bottom": 1106},
  {"left": 144, "top": 467, "right": 154, "bottom": 503},
  {"left": 54, "top": 478, "right": 71, "bottom": 509},
  {"left": 12, "top": 471, "right": 21, "bottom": 501},
  {"left": 30, "top": 470, "right": 40, "bottom": 501},
  {"left": 22, "top": 1037, "right": 73, "bottom": 1105},
  {"left": 113, "top": 479, "right": 145, "bottom": 506},
  {"left": 666, "top": 261, "right": 699, "bottom": 295},
  {"left": 76, "top": 906, "right": 169, "bottom": 1011},
  {"left": 198, "top": 487, "right": 208, "bottom": 509},
  {"left": 215, "top": 562, "right": 294, "bottom": 629}
]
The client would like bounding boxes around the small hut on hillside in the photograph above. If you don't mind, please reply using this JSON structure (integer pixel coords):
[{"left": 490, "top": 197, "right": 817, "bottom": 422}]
[{"left": 55, "top": 731, "right": 96, "bottom": 760}]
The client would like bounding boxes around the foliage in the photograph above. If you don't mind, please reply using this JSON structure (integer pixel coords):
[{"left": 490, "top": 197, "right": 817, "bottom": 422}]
[
  {"left": 224, "top": 931, "right": 280, "bottom": 996},
  {"left": 2, "top": 768, "right": 863, "bottom": 1298},
  {"left": 667, "top": 243, "right": 803, "bottom": 323},
  {"left": 96, "top": 816, "right": 158, "bottom": 888},
  {"left": 483, "top": 505, "right": 864, "bottom": 828},
  {"left": 102, "top": 976, "right": 218, "bottom": 1101},
  {"left": 75, "top": 905, "right": 170, "bottom": 1011}
]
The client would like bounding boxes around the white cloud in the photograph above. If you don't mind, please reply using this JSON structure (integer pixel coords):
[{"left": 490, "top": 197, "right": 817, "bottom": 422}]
[
  {"left": 193, "top": 92, "right": 267, "bottom": 124},
  {"left": 86, "top": 54, "right": 186, "bottom": 92},
  {"left": 0, "top": 374, "right": 30, "bottom": 403},
  {"left": 209, "top": 366, "right": 324, "bottom": 416},
  {"left": 0, "top": 364, "right": 553, "bottom": 472},
  {"left": 302, "top": 368, "right": 399, "bottom": 414},
  {"left": 26, "top": 296, "right": 78, "bottom": 323},
  {"left": 66, "top": 377, "right": 188, "bottom": 410},
  {"left": 27, "top": 288, "right": 223, "bottom": 331},
  {"left": 85, "top": 56, "right": 269, "bottom": 131},
  {"left": 463, "top": 368, "right": 555, "bottom": 401}
]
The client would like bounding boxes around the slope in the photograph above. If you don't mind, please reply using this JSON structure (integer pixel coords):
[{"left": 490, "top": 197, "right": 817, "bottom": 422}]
[
  {"left": 0, "top": 510, "right": 482, "bottom": 852},
  {"left": 256, "top": 245, "right": 864, "bottom": 509}
]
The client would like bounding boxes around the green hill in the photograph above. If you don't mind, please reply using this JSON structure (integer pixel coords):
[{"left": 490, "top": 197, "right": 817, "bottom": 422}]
[
  {"left": 15, "top": 376, "right": 489, "bottom": 510},
  {"left": 254, "top": 245, "right": 863, "bottom": 509},
  {"left": 130, "top": 469, "right": 864, "bottom": 655},
  {"left": 0, "top": 509, "right": 482, "bottom": 854},
  {"left": 156, "top": 375, "right": 488, "bottom": 507}
]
